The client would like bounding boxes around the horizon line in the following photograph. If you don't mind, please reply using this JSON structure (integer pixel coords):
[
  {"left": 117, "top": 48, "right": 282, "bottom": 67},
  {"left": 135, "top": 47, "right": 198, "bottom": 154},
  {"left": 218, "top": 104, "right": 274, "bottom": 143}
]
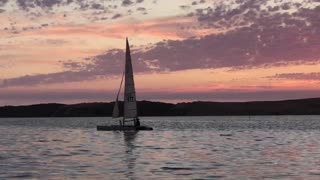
[{"left": 2, "top": 97, "right": 320, "bottom": 107}]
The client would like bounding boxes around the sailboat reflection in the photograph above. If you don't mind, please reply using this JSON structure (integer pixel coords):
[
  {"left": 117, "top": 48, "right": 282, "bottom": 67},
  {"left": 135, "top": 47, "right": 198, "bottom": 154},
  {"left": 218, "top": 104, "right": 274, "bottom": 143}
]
[{"left": 123, "top": 131, "right": 138, "bottom": 179}]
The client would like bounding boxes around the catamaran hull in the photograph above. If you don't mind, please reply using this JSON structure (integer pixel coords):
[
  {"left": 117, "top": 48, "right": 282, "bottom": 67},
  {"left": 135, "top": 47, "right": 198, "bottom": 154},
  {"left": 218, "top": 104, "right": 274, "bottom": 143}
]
[{"left": 97, "top": 125, "right": 153, "bottom": 131}]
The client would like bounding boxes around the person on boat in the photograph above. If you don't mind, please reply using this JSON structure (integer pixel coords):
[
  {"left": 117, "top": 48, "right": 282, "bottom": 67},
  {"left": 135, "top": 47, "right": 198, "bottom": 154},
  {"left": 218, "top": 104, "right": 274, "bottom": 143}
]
[{"left": 135, "top": 118, "right": 140, "bottom": 127}]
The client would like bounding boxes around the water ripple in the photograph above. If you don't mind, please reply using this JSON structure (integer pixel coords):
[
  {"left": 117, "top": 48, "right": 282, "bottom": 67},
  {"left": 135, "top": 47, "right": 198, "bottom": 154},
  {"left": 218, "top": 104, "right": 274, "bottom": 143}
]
[{"left": 0, "top": 116, "right": 320, "bottom": 179}]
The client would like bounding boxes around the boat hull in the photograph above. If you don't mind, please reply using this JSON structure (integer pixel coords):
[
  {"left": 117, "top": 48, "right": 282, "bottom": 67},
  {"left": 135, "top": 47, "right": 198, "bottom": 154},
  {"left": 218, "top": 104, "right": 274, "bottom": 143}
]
[{"left": 97, "top": 125, "right": 153, "bottom": 131}]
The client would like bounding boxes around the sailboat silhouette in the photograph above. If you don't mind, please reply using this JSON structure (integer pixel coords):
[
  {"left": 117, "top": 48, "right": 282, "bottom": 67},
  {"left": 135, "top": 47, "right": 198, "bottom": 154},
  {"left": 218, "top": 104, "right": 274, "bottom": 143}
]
[{"left": 97, "top": 38, "right": 153, "bottom": 131}]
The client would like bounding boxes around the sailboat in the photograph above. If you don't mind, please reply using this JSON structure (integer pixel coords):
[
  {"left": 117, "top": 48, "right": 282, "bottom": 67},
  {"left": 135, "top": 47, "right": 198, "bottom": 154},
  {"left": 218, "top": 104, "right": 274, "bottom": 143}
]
[{"left": 97, "top": 38, "right": 153, "bottom": 131}]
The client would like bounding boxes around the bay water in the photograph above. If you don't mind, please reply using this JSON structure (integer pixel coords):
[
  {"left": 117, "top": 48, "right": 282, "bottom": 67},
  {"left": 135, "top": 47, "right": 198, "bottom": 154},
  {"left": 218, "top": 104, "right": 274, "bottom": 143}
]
[{"left": 1, "top": 116, "right": 320, "bottom": 179}]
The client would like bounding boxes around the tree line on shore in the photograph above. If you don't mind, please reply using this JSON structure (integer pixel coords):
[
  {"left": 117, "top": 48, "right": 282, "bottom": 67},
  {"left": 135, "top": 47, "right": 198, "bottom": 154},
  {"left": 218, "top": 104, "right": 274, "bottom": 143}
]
[{"left": 0, "top": 98, "right": 320, "bottom": 117}]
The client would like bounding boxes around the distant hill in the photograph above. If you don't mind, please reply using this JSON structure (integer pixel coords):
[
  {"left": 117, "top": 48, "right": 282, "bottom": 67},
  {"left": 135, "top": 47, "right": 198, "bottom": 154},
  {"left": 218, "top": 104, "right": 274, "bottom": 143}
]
[{"left": 0, "top": 98, "right": 320, "bottom": 117}]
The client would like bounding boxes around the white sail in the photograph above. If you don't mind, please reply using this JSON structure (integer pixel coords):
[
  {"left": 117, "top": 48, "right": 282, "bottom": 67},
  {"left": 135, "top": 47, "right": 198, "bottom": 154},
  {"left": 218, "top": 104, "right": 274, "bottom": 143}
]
[
  {"left": 112, "top": 71, "right": 125, "bottom": 118},
  {"left": 124, "top": 38, "right": 138, "bottom": 119},
  {"left": 112, "top": 100, "right": 120, "bottom": 118}
]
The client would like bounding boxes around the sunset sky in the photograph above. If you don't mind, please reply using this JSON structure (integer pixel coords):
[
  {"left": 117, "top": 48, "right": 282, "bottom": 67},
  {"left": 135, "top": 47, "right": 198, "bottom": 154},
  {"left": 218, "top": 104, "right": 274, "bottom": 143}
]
[{"left": 0, "top": 0, "right": 320, "bottom": 105}]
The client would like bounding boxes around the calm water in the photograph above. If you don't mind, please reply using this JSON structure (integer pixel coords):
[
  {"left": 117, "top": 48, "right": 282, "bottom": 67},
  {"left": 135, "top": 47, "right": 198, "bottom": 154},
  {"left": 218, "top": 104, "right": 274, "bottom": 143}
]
[{"left": 1, "top": 116, "right": 320, "bottom": 179}]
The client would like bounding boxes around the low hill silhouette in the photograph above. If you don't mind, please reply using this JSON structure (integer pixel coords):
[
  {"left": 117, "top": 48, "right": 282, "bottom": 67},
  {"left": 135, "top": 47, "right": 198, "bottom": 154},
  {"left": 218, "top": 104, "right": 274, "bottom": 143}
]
[{"left": 0, "top": 98, "right": 320, "bottom": 117}]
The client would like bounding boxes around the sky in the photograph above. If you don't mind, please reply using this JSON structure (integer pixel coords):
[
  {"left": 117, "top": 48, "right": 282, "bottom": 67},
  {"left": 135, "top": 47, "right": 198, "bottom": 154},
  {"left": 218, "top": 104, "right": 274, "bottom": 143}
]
[{"left": 0, "top": 0, "right": 320, "bottom": 105}]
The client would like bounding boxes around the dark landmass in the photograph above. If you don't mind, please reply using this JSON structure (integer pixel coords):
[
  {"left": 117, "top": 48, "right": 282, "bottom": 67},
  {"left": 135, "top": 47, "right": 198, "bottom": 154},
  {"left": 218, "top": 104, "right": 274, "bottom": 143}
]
[{"left": 1, "top": 98, "right": 320, "bottom": 117}]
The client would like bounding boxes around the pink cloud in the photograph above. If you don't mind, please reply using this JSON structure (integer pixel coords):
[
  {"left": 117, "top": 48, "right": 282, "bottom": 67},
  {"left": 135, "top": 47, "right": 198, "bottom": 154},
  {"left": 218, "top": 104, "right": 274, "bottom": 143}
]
[{"left": 28, "top": 16, "right": 195, "bottom": 39}]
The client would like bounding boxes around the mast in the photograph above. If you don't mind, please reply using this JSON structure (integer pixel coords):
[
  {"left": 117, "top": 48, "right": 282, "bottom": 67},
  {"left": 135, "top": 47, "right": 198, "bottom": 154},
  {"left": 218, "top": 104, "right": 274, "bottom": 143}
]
[{"left": 123, "top": 38, "right": 138, "bottom": 125}]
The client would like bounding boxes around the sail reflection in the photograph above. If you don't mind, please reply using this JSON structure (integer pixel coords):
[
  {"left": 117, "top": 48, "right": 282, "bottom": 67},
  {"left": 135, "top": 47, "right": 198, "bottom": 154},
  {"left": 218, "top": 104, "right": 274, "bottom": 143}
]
[{"left": 123, "top": 131, "right": 138, "bottom": 180}]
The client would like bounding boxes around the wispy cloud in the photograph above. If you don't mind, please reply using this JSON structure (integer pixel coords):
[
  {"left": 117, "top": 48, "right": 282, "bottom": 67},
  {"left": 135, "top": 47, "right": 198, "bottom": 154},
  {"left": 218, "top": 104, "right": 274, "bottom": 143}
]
[
  {"left": 0, "top": 0, "right": 153, "bottom": 34},
  {"left": 0, "top": 88, "right": 117, "bottom": 105},
  {"left": 1, "top": 71, "right": 99, "bottom": 88},
  {"left": 269, "top": 72, "right": 320, "bottom": 80},
  {"left": 7, "top": 16, "right": 194, "bottom": 39},
  {"left": 0, "top": 0, "right": 8, "bottom": 6},
  {"left": 122, "top": 0, "right": 134, "bottom": 7},
  {"left": 112, "top": 13, "right": 123, "bottom": 19}
]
